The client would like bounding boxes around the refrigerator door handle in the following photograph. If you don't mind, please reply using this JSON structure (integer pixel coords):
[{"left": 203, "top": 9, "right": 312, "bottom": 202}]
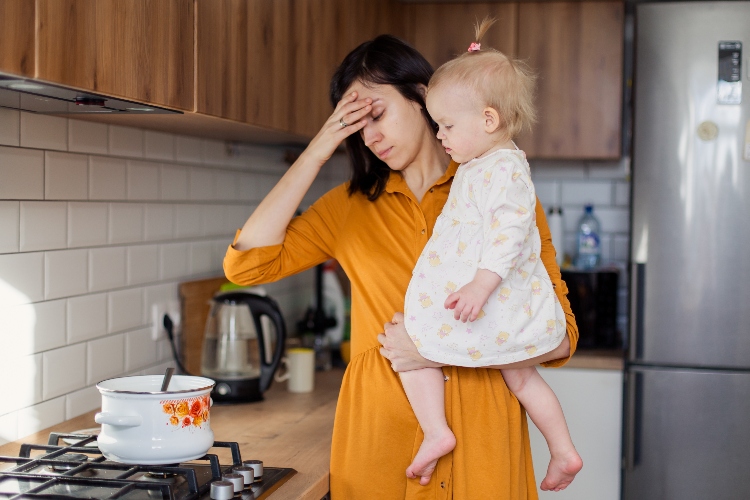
[
  {"left": 629, "top": 263, "right": 646, "bottom": 361},
  {"left": 623, "top": 370, "right": 643, "bottom": 471}
]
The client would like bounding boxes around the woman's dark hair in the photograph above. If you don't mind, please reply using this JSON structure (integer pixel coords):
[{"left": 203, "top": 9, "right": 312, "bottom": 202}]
[{"left": 330, "top": 35, "right": 437, "bottom": 201}]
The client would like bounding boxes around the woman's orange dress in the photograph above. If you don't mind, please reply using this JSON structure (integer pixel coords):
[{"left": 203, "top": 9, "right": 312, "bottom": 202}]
[{"left": 224, "top": 161, "right": 578, "bottom": 499}]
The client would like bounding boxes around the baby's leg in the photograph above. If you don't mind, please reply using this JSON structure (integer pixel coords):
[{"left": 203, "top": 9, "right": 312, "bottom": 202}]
[
  {"left": 501, "top": 367, "right": 583, "bottom": 492},
  {"left": 399, "top": 368, "right": 457, "bottom": 486}
]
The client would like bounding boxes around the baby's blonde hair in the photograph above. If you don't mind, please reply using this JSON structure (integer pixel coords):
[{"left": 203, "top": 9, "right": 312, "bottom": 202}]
[{"left": 428, "top": 17, "right": 537, "bottom": 139}]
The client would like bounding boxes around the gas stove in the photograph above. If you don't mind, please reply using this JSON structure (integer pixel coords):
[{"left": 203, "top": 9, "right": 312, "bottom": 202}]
[{"left": 0, "top": 432, "right": 295, "bottom": 500}]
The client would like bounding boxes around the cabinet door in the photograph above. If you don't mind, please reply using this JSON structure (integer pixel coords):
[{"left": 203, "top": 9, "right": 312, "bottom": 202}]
[
  {"left": 36, "top": 0, "right": 194, "bottom": 111},
  {"left": 517, "top": 2, "right": 623, "bottom": 159},
  {"left": 405, "top": 3, "right": 518, "bottom": 70},
  {"left": 0, "top": 0, "right": 35, "bottom": 77}
]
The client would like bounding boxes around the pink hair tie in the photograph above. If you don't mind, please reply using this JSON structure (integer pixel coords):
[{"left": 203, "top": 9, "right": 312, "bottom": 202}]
[{"left": 468, "top": 42, "right": 481, "bottom": 52}]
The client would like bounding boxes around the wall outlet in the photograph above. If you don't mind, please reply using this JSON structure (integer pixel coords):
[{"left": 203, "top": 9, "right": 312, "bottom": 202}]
[{"left": 152, "top": 300, "right": 181, "bottom": 341}]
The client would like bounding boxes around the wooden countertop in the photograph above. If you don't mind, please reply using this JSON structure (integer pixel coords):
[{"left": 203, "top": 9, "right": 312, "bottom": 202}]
[
  {"left": 559, "top": 349, "right": 625, "bottom": 371},
  {"left": 0, "top": 369, "right": 345, "bottom": 500}
]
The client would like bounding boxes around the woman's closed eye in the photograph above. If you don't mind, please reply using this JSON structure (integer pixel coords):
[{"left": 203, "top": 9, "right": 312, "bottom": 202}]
[{"left": 372, "top": 112, "right": 384, "bottom": 121}]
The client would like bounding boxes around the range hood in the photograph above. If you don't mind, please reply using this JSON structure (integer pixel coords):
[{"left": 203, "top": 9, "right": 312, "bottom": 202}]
[{"left": 0, "top": 71, "right": 181, "bottom": 115}]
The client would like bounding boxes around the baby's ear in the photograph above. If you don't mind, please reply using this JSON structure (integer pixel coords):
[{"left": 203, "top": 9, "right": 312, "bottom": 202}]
[{"left": 483, "top": 107, "right": 502, "bottom": 133}]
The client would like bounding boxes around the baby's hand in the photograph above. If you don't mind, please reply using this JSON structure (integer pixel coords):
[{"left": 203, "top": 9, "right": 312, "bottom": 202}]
[{"left": 444, "top": 282, "right": 489, "bottom": 322}]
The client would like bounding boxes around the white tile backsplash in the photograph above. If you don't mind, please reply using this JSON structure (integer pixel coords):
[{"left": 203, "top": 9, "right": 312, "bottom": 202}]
[
  {"left": 45, "top": 249, "right": 88, "bottom": 299},
  {"left": 89, "top": 247, "right": 127, "bottom": 292},
  {"left": 0, "top": 201, "right": 20, "bottom": 253},
  {"left": 43, "top": 343, "right": 87, "bottom": 400},
  {"left": 126, "top": 244, "right": 159, "bottom": 285},
  {"left": 45, "top": 151, "right": 89, "bottom": 200},
  {"left": 615, "top": 181, "right": 630, "bottom": 206},
  {"left": 124, "top": 327, "right": 157, "bottom": 372},
  {"left": 144, "top": 131, "right": 175, "bottom": 161},
  {"left": 144, "top": 204, "right": 174, "bottom": 241},
  {"left": 215, "top": 171, "right": 239, "bottom": 200},
  {"left": 160, "top": 165, "right": 189, "bottom": 200},
  {"left": 0, "top": 252, "right": 44, "bottom": 304},
  {"left": 0, "top": 146, "right": 44, "bottom": 200},
  {"left": 26, "top": 300, "right": 67, "bottom": 354},
  {"left": 189, "top": 168, "right": 215, "bottom": 200},
  {"left": 109, "top": 203, "right": 144, "bottom": 244},
  {"left": 108, "top": 288, "right": 144, "bottom": 334},
  {"left": 20, "top": 113, "right": 67, "bottom": 151},
  {"left": 67, "top": 293, "right": 107, "bottom": 344},
  {"left": 68, "top": 119, "right": 108, "bottom": 155},
  {"left": 175, "top": 136, "right": 203, "bottom": 164},
  {"left": 0, "top": 412, "right": 19, "bottom": 445},
  {"left": 87, "top": 334, "right": 124, "bottom": 385},
  {"left": 561, "top": 181, "right": 613, "bottom": 206},
  {"left": 89, "top": 156, "right": 127, "bottom": 200},
  {"left": 109, "top": 125, "right": 144, "bottom": 158},
  {"left": 65, "top": 385, "right": 101, "bottom": 419},
  {"left": 190, "top": 241, "right": 215, "bottom": 275},
  {"left": 0, "top": 354, "right": 42, "bottom": 415},
  {"left": 68, "top": 202, "right": 108, "bottom": 247},
  {"left": 17, "top": 396, "right": 66, "bottom": 438},
  {"left": 127, "top": 160, "right": 160, "bottom": 200},
  {"left": 175, "top": 204, "right": 203, "bottom": 238},
  {"left": 159, "top": 243, "right": 189, "bottom": 280},
  {"left": 20, "top": 202, "right": 67, "bottom": 251},
  {"left": 0, "top": 108, "right": 20, "bottom": 147}
]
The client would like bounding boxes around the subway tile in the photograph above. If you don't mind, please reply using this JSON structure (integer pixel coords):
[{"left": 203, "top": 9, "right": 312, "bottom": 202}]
[
  {"left": 108, "top": 288, "right": 144, "bottom": 334},
  {"left": 89, "top": 156, "right": 127, "bottom": 200},
  {"left": 87, "top": 334, "right": 125, "bottom": 385},
  {"left": 238, "top": 172, "right": 261, "bottom": 201},
  {"left": 212, "top": 240, "right": 230, "bottom": 271},
  {"left": 588, "top": 158, "right": 630, "bottom": 180},
  {"left": 45, "top": 249, "right": 88, "bottom": 299},
  {"left": 159, "top": 243, "right": 189, "bottom": 280},
  {"left": 160, "top": 165, "right": 188, "bottom": 200},
  {"left": 124, "top": 327, "right": 157, "bottom": 372},
  {"left": 563, "top": 233, "right": 578, "bottom": 259},
  {"left": 45, "top": 151, "right": 88, "bottom": 200},
  {"left": 68, "top": 119, "right": 108, "bottom": 154},
  {"left": 215, "top": 170, "right": 239, "bottom": 201},
  {"left": 144, "top": 131, "right": 175, "bottom": 161},
  {"left": 109, "top": 203, "right": 144, "bottom": 244},
  {"left": 561, "top": 181, "right": 613, "bottom": 206},
  {"left": 202, "top": 205, "right": 225, "bottom": 237},
  {"left": 156, "top": 338, "right": 173, "bottom": 364},
  {"left": 20, "top": 202, "right": 67, "bottom": 251},
  {"left": 189, "top": 168, "right": 215, "bottom": 200},
  {"left": 594, "top": 207, "right": 631, "bottom": 233},
  {"left": 533, "top": 181, "right": 559, "bottom": 209},
  {"left": 0, "top": 412, "right": 18, "bottom": 445},
  {"left": 613, "top": 234, "right": 630, "bottom": 261},
  {"left": 3, "top": 300, "right": 67, "bottom": 357},
  {"left": 226, "top": 206, "right": 251, "bottom": 233},
  {"left": 615, "top": 182, "right": 631, "bottom": 207},
  {"left": 175, "top": 135, "right": 203, "bottom": 164},
  {"left": 0, "top": 108, "right": 20, "bottom": 146},
  {"left": 144, "top": 204, "right": 174, "bottom": 241},
  {"left": 43, "top": 343, "right": 87, "bottom": 400},
  {"left": 529, "top": 160, "right": 586, "bottom": 180},
  {"left": 202, "top": 139, "right": 230, "bottom": 166},
  {"left": 89, "top": 247, "right": 126, "bottom": 292},
  {"left": 17, "top": 396, "right": 65, "bottom": 439},
  {"left": 0, "top": 252, "right": 44, "bottom": 304},
  {"left": 600, "top": 234, "right": 612, "bottom": 262},
  {"left": 144, "top": 283, "right": 179, "bottom": 318},
  {"left": 0, "top": 354, "right": 42, "bottom": 414},
  {"left": 20, "top": 112, "right": 67, "bottom": 151},
  {"left": 109, "top": 125, "right": 143, "bottom": 158},
  {"left": 67, "top": 293, "right": 107, "bottom": 343},
  {"left": 126, "top": 245, "right": 159, "bottom": 285},
  {"left": 127, "top": 160, "right": 160, "bottom": 200},
  {"left": 190, "top": 241, "right": 214, "bottom": 275},
  {"left": 68, "top": 202, "right": 108, "bottom": 247},
  {"left": 65, "top": 385, "right": 101, "bottom": 419},
  {"left": 0, "top": 146, "right": 44, "bottom": 199},
  {"left": 175, "top": 205, "right": 203, "bottom": 238},
  {"left": 0, "top": 201, "right": 20, "bottom": 253}
]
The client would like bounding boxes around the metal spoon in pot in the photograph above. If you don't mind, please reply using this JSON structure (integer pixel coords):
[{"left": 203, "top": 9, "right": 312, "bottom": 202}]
[{"left": 160, "top": 367, "right": 175, "bottom": 392}]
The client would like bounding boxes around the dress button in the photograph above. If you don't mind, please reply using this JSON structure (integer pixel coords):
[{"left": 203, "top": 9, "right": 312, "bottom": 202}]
[
  {"left": 440, "top": 482, "right": 445, "bottom": 488},
  {"left": 430, "top": 188, "right": 434, "bottom": 193},
  {"left": 421, "top": 229, "right": 426, "bottom": 234}
]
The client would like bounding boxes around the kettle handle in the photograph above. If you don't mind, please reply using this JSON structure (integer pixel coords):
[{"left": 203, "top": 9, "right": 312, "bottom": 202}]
[{"left": 244, "top": 295, "right": 287, "bottom": 392}]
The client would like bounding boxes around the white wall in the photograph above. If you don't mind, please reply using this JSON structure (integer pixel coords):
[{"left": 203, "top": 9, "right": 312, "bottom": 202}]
[{"left": 0, "top": 108, "right": 349, "bottom": 444}]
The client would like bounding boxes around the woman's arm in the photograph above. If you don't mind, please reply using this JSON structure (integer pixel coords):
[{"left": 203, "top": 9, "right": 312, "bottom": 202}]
[{"left": 233, "top": 92, "right": 371, "bottom": 251}]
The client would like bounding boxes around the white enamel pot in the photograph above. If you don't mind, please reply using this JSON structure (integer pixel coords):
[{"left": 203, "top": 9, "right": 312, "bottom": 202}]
[{"left": 95, "top": 375, "right": 216, "bottom": 464}]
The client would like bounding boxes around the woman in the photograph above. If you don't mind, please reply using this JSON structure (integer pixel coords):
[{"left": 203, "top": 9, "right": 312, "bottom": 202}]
[{"left": 224, "top": 35, "right": 578, "bottom": 499}]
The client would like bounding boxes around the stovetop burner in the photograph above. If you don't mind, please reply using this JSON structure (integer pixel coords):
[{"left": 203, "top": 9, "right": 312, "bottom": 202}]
[{"left": 0, "top": 432, "right": 295, "bottom": 500}]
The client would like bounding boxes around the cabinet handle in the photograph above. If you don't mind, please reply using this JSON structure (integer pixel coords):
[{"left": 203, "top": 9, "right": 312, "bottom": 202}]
[{"left": 623, "top": 370, "right": 643, "bottom": 471}]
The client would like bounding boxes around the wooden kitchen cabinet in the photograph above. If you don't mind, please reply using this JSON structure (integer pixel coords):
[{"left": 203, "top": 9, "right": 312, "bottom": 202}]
[
  {"left": 36, "top": 0, "right": 194, "bottom": 111},
  {"left": 405, "top": 2, "right": 518, "bottom": 69},
  {"left": 0, "top": 0, "right": 35, "bottom": 77},
  {"left": 517, "top": 2, "right": 624, "bottom": 159}
]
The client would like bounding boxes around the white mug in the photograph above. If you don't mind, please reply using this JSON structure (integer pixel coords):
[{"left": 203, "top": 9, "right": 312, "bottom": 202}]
[{"left": 274, "top": 348, "right": 315, "bottom": 393}]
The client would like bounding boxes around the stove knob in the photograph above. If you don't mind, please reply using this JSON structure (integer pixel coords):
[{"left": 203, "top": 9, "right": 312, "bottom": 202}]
[
  {"left": 222, "top": 473, "right": 244, "bottom": 493},
  {"left": 233, "top": 466, "right": 254, "bottom": 485},
  {"left": 242, "top": 460, "right": 263, "bottom": 481},
  {"left": 210, "top": 481, "right": 234, "bottom": 500},
  {"left": 216, "top": 383, "right": 231, "bottom": 396}
]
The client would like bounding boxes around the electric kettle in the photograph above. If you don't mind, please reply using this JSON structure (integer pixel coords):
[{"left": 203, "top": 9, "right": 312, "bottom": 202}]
[{"left": 201, "top": 291, "right": 286, "bottom": 402}]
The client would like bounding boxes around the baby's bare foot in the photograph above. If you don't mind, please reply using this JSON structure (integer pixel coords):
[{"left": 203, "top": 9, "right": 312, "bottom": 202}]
[
  {"left": 405, "top": 430, "right": 456, "bottom": 486},
  {"left": 540, "top": 449, "right": 583, "bottom": 492}
]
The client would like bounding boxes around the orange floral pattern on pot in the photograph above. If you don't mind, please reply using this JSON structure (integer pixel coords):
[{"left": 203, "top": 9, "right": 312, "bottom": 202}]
[{"left": 161, "top": 395, "right": 211, "bottom": 428}]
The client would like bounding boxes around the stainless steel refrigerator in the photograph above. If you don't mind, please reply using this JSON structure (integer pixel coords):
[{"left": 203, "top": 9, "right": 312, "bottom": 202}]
[{"left": 624, "top": 2, "right": 750, "bottom": 499}]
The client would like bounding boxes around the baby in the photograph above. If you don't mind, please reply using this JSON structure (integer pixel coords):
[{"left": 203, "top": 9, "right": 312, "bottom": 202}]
[{"left": 401, "top": 19, "right": 583, "bottom": 491}]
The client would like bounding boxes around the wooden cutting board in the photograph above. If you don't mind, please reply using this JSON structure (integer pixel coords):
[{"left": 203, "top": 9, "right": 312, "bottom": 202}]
[{"left": 179, "top": 275, "right": 230, "bottom": 374}]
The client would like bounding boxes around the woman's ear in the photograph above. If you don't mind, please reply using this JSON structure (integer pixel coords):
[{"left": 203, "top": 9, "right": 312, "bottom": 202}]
[
  {"left": 484, "top": 107, "right": 502, "bottom": 133},
  {"left": 416, "top": 83, "right": 427, "bottom": 100}
]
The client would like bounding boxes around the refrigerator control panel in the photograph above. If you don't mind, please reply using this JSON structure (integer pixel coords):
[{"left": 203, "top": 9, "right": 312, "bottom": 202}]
[{"left": 718, "top": 41, "right": 742, "bottom": 104}]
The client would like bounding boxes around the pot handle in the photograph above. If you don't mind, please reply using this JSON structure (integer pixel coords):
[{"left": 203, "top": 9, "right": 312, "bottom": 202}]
[{"left": 95, "top": 412, "right": 142, "bottom": 427}]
